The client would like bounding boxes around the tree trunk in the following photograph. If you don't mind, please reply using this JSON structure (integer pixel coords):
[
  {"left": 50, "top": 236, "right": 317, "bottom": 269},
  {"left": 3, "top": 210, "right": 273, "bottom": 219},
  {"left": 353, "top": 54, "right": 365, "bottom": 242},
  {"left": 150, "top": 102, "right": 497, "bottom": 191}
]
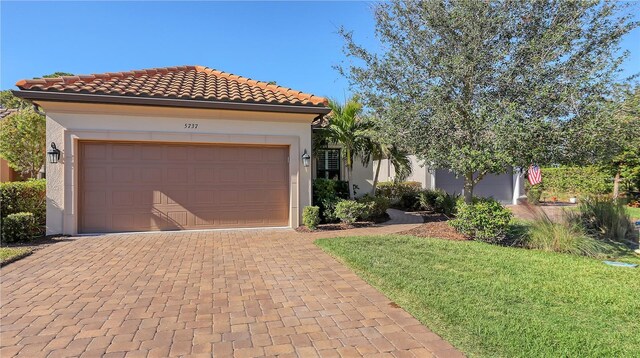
[
  {"left": 347, "top": 169, "right": 355, "bottom": 199},
  {"left": 463, "top": 171, "right": 474, "bottom": 204},
  {"left": 371, "top": 159, "right": 382, "bottom": 196},
  {"left": 613, "top": 166, "right": 621, "bottom": 199}
]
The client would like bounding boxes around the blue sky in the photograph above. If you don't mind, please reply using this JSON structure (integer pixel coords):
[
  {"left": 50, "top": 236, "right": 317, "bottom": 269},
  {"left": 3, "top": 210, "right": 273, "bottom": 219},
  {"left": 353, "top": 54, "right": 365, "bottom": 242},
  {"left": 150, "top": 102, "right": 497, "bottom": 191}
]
[{"left": 2, "top": 1, "right": 638, "bottom": 100}]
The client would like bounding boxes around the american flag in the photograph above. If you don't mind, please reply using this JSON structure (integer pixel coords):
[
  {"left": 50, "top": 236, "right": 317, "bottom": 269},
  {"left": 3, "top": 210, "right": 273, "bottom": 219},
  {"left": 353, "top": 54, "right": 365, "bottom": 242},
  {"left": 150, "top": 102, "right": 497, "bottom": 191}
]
[{"left": 528, "top": 165, "right": 542, "bottom": 186}]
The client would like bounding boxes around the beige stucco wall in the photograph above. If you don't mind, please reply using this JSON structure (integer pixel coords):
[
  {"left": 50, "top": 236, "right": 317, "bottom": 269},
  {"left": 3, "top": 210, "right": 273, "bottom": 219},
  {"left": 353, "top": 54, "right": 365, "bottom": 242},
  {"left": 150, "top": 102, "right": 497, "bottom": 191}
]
[{"left": 39, "top": 101, "right": 315, "bottom": 235}]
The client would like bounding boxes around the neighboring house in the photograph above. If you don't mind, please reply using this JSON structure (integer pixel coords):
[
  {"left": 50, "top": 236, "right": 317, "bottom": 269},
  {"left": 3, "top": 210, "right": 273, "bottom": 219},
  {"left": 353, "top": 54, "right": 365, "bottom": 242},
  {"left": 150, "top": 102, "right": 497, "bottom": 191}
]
[
  {"left": 14, "top": 66, "right": 330, "bottom": 235},
  {"left": 0, "top": 107, "right": 22, "bottom": 182},
  {"left": 312, "top": 126, "right": 525, "bottom": 204}
]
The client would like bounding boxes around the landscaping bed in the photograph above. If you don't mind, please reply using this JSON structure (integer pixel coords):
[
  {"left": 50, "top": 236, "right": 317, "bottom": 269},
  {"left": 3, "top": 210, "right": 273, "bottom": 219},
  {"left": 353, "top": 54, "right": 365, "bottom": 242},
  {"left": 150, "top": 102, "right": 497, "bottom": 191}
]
[
  {"left": 296, "top": 213, "right": 390, "bottom": 232},
  {"left": 316, "top": 235, "right": 640, "bottom": 357}
]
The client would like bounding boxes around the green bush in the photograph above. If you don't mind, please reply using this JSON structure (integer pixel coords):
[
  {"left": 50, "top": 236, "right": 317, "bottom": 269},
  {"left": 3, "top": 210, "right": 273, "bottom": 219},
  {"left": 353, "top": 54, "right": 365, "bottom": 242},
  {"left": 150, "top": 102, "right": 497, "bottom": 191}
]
[
  {"left": 335, "top": 200, "right": 368, "bottom": 224},
  {"left": 519, "top": 209, "right": 619, "bottom": 257},
  {"left": 0, "top": 179, "right": 46, "bottom": 236},
  {"left": 567, "top": 197, "right": 637, "bottom": 245},
  {"left": 376, "top": 181, "right": 422, "bottom": 200},
  {"left": 525, "top": 182, "right": 543, "bottom": 205},
  {"left": 358, "top": 195, "right": 390, "bottom": 220},
  {"left": 418, "top": 189, "right": 440, "bottom": 211},
  {"left": 2, "top": 212, "right": 37, "bottom": 243},
  {"left": 541, "top": 166, "right": 611, "bottom": 198},
  {"left": 450, "top": 198, "right": 512, "bottom": 243},
  {"left": 434, "top": 191, "right": 459, "bottom": 216},
  {"left": 312, "top": 179, "right": 340, "bottom": 223},
  {"left": 302, "top": 206, "right": 320, "bottom": 230}
]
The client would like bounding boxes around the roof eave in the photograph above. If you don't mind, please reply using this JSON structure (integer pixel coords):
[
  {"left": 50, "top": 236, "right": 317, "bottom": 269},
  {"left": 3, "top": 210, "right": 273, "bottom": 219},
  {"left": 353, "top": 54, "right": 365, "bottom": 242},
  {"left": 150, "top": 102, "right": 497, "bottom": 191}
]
[{"left": 12, "top": 90, "right": 332, "bottom": 115}]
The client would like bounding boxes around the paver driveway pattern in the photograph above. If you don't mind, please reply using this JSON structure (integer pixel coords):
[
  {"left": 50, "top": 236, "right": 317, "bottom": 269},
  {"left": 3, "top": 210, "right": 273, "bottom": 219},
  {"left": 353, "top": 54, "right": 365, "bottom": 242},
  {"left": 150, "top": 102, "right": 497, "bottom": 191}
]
[{"left": 1, "top": 216, "right": 463, "bottom": 358}]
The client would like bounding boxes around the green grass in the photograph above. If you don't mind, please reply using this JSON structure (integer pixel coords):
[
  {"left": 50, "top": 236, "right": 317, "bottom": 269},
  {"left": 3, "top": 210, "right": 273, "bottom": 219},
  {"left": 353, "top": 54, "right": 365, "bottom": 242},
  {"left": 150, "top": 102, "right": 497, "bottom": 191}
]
[
  {"left": 316, "top": 235, "right": 640, "bottom": 357},
  {"left": 0, "top": 247, "right": 31, "bottom": 264},
  {"left": 626, "top": 206, "right": 640, "bottom": 220}
]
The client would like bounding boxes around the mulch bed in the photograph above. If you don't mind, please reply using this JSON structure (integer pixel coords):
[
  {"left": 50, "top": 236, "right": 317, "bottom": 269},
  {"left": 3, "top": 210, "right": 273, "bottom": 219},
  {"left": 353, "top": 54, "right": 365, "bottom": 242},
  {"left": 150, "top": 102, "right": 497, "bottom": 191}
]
[
  {"left": 398, "top": 211, "right": 469, "bottom": 240},
  {"left": 295, "top": 214, "right": 390, "bottom": 232}
]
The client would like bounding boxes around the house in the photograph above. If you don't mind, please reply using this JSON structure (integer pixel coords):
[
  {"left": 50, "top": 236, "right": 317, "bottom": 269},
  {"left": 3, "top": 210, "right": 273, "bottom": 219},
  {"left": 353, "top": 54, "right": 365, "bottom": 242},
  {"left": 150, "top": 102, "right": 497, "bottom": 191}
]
[
  {"left": 312, "top": 129, "right": 525, "bottom": 204},
  {"left": 14, "top": 66, "right": 330, "bottom": 234},
  {"left": 358, "top": 157, "right": 525, "bottom": 204},
  {"left": 0, "top": 107, "right": 23, "bottom": 182}
]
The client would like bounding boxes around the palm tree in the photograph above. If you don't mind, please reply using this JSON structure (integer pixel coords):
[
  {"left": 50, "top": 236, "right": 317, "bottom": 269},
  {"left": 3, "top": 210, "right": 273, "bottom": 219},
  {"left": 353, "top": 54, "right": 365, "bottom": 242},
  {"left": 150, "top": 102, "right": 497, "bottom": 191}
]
[{"left": 320, "top": 97, "right": 371, "bottom": 198}]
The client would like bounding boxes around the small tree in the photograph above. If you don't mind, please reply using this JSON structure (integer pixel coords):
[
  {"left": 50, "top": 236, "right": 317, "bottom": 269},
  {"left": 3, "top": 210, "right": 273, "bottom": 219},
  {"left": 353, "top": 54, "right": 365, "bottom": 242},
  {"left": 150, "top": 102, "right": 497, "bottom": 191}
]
[
  {"left": 339, "top": 0, "right": 638, "bottom": 203},
  {"left": 0, "top": 109, "right": 46, "bottom": 178}
]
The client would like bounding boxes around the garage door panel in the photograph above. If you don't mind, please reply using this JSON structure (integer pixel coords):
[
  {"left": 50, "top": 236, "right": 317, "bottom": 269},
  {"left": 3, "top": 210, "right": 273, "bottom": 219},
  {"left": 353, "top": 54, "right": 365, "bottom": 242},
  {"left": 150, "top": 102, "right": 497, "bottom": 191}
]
[
  {"left": 79, "top": 142, "right": 289, "bottom": 233},
  {"left": 140, "top": 168, "right": 162, "bottom": 182},
  {"left": 84, "top": 167, "right": 107, "bottom": 184},
  {"left": 112, "top": 167, "right": 135, "bottom": 183},
  {"left": 112, "top": 144, "right": 136, "bottom": 160}
]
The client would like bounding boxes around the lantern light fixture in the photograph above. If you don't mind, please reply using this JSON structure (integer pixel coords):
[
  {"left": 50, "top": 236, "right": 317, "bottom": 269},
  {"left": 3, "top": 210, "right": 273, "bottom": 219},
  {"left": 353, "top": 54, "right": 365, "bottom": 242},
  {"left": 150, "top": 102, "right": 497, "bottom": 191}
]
[
  {"left": 301, "top": 149, "right": 311, "bottom": 168},
  {"left": 47, "top": 142, "right": 61, "bottom": 164}
]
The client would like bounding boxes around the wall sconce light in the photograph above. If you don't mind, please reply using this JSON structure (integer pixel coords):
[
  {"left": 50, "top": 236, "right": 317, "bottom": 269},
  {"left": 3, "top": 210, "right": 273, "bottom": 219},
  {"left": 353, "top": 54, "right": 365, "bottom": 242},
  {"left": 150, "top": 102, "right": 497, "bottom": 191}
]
[
  {"left": 301, "top": 149, "right": 311, "bottom": 167},
  {"left": 47, "top": 142, "right": 61, "bottom": 164},
  {"left": 427, "top": 166, "right": 436, "bottom": 175}
]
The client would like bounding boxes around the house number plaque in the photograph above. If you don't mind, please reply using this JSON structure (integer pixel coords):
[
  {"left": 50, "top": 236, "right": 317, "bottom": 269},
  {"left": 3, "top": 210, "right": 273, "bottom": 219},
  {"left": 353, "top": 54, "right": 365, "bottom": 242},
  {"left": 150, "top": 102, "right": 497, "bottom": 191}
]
[{"left": 184, "top": 123, "right": 199, "bottom": 129}]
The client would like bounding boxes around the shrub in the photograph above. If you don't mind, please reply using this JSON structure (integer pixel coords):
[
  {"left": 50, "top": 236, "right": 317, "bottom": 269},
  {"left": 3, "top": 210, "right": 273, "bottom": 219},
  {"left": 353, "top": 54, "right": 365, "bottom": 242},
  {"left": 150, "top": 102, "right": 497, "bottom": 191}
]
[
  {"left": 376, "top": 181, "right": 422, "bottom": 200},
  {"left": 0, "top": 179, "right": 46, "bottom": 236},
  {"left": 398, "top": 192, "right": 421, "bottom": 211},
  {"left": 418, "top": 189, "right": 440, "bottom": 211},
  {"left": 335, "top": 200, "right": 368, "bottom": 224},
  {"left": 302, "top": 206, "right": 320, "bottom": 230},
  {"left": 525, "top": 182, "right": 543, "bottom": 205},
  {"left": 2, "top": 212, "right": 37, "bottom": 243},
  {"left": 434, "top": 191, "right": 459, "bottom": 216},
  {"left": 358, "top": 195, "right": 390, "bottom": 220},
  {"left": 450, "top": 198, "right": 512, "bottom": 243},
  {"left": 519, "top": 209, "right": 619, "bottom": 257},
  {"left": 567, "top": 197, "right": 637, "bottom": 245},
  {"left": 541, "top": 166, "right": 611, "bottom": 199},
  {"left": 312, "top": 179, "right": 340, "bottom": 223}
]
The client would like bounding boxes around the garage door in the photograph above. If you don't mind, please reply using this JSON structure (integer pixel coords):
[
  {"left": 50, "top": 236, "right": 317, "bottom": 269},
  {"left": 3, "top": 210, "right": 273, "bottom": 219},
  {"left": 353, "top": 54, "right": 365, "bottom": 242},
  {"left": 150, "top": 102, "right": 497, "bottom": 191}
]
[{"left": 78, "top": 141, "right": 289, "bottom": 233}]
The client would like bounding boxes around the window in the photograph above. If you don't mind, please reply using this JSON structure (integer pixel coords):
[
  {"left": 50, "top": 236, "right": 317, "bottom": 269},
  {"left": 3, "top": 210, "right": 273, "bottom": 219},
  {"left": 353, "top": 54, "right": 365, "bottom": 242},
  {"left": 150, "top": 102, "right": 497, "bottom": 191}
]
[{"left": 316, "top": 149, "right": 341, "bottom": 180}]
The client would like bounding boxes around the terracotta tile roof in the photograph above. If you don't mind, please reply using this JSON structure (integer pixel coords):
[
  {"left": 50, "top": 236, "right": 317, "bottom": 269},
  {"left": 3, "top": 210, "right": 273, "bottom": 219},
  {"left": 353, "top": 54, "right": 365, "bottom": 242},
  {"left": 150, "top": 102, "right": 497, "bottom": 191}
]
[
  {"left": 0, "top": 107, "right": 17, "bottom": 120},
  {"left": 15, "top": 65, "right": 328, "bottom": 108}
]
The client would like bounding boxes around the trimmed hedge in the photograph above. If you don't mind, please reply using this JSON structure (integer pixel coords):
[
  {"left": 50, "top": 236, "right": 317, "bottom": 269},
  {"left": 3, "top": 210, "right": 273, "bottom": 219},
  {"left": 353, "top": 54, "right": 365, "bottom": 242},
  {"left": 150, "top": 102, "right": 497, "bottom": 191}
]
[
  {"left": 0, "top": 179, "right": 46, "bottom": 237},
  {"left": 376, "top": 181, "right": 422, "bottom": 200},
  {"left": 335, "top": 200, "right": 368, "bottom": 224},
  {"left": 302, "top": 206, "right": 320, "bottom": 230},
  {"left": 358, "top": 195, "right": 390, "bottom": 220},
  {"left": 541, "top": 166, "right": 611, "bottom": 198},
  {"left": 450, "top": 198, "right": 513, "bottom": 243},
  {"left": 2, "top": 212, "right": 37, "bottom": 243}
]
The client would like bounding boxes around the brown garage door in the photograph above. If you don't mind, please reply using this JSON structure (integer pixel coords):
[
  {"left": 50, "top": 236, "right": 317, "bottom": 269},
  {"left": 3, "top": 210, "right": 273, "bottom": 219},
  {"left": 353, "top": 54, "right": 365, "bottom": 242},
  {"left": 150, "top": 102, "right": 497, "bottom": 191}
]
[{"left": 79, "top": 141, "right": 289, "bottom": 233}]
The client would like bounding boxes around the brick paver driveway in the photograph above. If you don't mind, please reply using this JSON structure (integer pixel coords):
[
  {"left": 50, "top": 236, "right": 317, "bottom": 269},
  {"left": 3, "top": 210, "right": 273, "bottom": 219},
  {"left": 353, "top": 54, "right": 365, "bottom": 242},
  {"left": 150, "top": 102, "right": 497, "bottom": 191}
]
[{"left": 1, "top": 223, "right": 462, "bottom": 357}]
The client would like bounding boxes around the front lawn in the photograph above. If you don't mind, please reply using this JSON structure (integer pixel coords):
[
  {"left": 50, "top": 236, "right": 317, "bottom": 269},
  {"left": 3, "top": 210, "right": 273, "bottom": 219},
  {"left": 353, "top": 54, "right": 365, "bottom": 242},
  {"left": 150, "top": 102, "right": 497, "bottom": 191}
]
[
  {"left": 316, "top": 235, "right": 640, "bottom": 357},
  {"left": 0, "top": 247, "right": 32, "bottom": 265},
  {"left": 626, "top": 206, "right": 640, "bottom": 220}
]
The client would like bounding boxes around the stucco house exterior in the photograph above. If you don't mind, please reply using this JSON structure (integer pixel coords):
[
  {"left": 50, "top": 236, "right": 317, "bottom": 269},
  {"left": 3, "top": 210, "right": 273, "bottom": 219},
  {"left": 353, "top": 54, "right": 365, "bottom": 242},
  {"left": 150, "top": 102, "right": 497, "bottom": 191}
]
[
  {"left": 14, "top": 65, "right": 522, "bottom": 235},
  {"left": 353, "top": 157, "right": 525, "bottom": 204},
  {"left": 14, "top": 66, "right": 330, "bottom": 235}
]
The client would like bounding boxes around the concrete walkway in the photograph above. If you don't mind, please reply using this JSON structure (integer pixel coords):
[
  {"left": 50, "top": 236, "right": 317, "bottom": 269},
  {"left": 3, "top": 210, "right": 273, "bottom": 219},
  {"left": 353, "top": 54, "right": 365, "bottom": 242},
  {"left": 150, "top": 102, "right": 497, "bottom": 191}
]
[{"left": 1, "top": 211, "right": 465, "bottom": 358}]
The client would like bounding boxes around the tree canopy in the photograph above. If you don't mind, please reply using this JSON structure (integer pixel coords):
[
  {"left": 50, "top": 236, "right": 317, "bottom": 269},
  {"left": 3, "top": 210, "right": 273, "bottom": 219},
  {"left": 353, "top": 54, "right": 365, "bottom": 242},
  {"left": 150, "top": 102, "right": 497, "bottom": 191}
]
[
  {"left": 339, "top": 0, "right": 638, "bottom": 202},
  {"left": 0, "top": 109, "right": 46, "bottom": 178}
]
